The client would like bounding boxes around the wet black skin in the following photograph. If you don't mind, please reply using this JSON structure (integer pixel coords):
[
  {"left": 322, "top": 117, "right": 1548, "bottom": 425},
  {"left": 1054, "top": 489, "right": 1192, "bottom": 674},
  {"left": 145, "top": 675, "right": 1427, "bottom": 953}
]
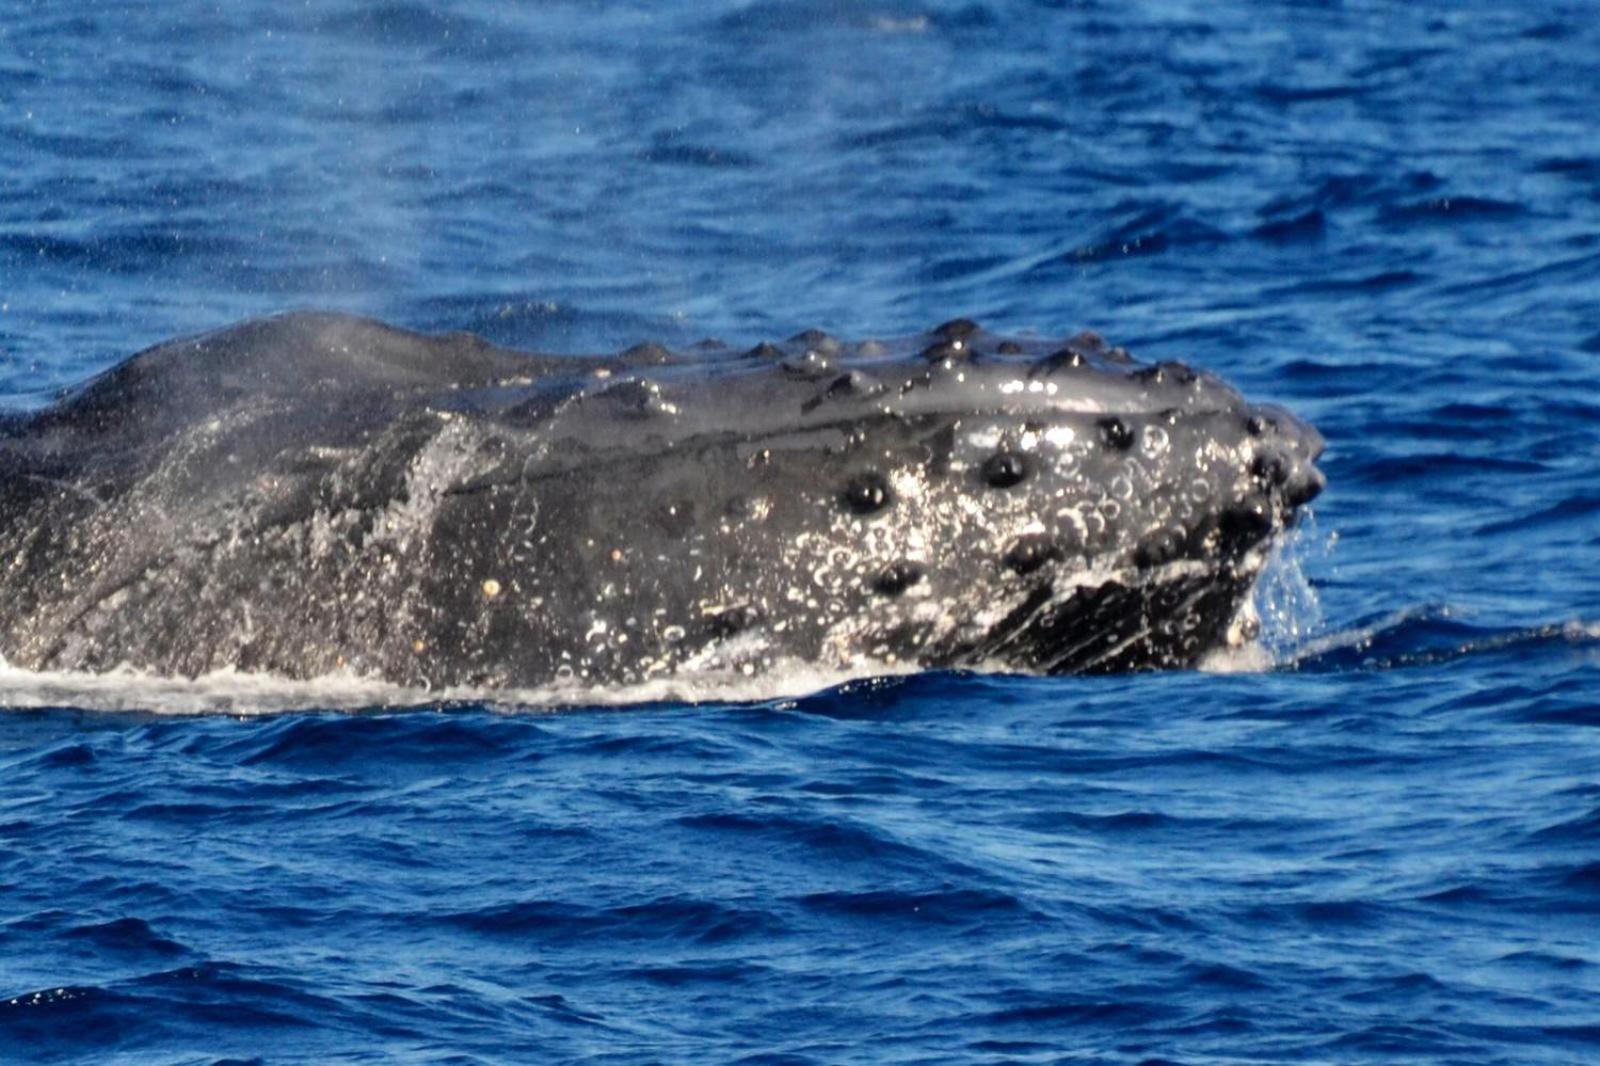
[{"left": 0, "top": 312, "right": 1324, "bottom": 689}]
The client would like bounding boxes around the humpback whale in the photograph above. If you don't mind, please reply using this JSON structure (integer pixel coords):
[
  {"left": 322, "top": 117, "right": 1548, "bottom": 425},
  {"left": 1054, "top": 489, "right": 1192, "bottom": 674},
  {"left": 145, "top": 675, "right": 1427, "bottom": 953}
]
[{"left": 0, "top": 312, "right": 1323, "bottom": 692}]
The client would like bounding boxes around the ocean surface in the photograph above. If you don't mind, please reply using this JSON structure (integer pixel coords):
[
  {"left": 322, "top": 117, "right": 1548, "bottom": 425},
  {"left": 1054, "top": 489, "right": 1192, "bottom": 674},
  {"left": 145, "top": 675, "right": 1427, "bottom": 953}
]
[{"left": 2, "top": 1, "right": 1599, "bottom": 1062}]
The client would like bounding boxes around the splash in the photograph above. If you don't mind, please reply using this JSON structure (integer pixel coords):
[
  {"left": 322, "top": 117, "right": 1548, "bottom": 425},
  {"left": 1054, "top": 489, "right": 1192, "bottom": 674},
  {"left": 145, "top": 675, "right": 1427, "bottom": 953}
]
[
  {"left": 1200, "top": 511, "right": 1334, "bottom": 674},
  {"left": 1254, "top": 510, "right": 1334, "bottom": 659}
]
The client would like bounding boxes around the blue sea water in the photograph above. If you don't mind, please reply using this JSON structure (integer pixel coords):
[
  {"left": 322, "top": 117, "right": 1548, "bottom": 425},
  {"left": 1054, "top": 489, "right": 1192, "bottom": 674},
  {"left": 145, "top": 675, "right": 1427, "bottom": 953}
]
[{"left": 2, "top": 0, "right": 1599, "bottom": 1061}]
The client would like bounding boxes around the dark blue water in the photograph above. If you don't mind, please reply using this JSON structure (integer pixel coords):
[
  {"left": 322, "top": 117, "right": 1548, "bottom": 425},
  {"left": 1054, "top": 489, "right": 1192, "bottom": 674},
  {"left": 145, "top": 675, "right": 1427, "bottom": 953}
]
[{"left": 3, "top": 2, "right": 1599, "bottom": 1062}]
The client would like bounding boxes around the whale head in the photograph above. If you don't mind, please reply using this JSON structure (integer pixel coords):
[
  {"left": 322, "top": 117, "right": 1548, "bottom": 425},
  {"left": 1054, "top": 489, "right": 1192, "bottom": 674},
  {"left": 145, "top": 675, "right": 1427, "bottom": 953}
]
[
  {"left": 0, "top": 313, "right": 1323, "bottom": 689},
  {"left": 423, "top": 316, "right": 1324, "bottom": 682}
]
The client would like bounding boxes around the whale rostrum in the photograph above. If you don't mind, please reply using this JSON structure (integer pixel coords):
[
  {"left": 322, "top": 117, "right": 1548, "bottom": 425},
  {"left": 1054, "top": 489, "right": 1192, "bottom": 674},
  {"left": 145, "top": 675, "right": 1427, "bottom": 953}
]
[{"left": 0, "top": 312, "right": 1324, "bottom": 691}]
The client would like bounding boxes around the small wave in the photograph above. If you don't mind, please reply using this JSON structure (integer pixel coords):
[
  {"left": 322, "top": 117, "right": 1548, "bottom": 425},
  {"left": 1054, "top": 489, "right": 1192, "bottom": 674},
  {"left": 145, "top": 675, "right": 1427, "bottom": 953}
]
[
  {"left": 310, "top": 2, "right": 521, "bottom": 58},
  {"left": 438, "top": 895, "right": 785, "bottom": 946},
  {"left": 230, "top": 712, "right": 533, "bottom": 769},
  {"left": 1379, "top": 195, "right": 1525, "bottom": 226},
  {"left": 1268, "top": 269, "right": 1429, "bottom": 297},
  {"left": 1474, "top": 493, "right": 1600, "bottom": 536},
  {"left": 1042, "top": 203, "right": 1229, "bottom": 267},
  {"left": 840, "top": 101, "right": 1068, "bottom": 150},
  {"left": 795, "top": 886, "right": 1034, "bottom": 925},
  {"left": 1497, "top": 949, "right": 1594, "bottom": 971},
  {"left": 715, "top": 1, "right": 955, "bottom": 38},
  {"left": 973, "top": 995, "right": 1179, "bottom": 1029},
  {"left": 1283, "top": 611, "right": 1600, "bottom": 673},
  {"left": 621, "top": 960, "right": 769, "bottom": 987},
  {"left": 1341, "top": 450, "right": 1546, "bottom": 485},
  {"left": 1534, "top": 156, "right": 1600, "bottom": 179},
  {"left": 635, "top": 130, "right": 758, "bottom": 169},
  {"left": 1528, "top": 806, "right": 1600, "bottom": 844},
  {"left": 1250, "top": 207, "right": 1326, "bottom": 243},
  {"left": 61, "top": 918, "right": 190, "bottom": 960},
  {"left": 1556, "top": 861, "right": 1600, "bottom": 894},
  {"left": 1235, "top": 898, "right": 1387, "bottom": 929},
  {"left": 676, "top": 811, "right": 956, "bottom": 872},
  {"left": 1253, "top": 81, "right": 1367, "bottom": 104}
]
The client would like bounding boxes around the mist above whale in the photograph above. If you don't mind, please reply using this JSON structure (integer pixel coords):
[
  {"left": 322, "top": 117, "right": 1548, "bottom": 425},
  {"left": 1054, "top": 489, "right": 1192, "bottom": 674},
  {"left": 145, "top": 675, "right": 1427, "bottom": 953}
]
[{"left": 0, "top": 312, "right": 1323, "bottom": 693}]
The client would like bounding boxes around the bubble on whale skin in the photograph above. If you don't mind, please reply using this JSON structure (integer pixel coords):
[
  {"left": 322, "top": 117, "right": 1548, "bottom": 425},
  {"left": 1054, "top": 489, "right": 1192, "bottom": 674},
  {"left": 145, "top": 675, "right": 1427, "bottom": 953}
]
[
  {"left": 1251, "top": 449, "right": 1291, "bottom": 486},
  {"left": 781, "top": 349, "right": 835, "bottom": 380},
  {"left": 789, "top": 328, "right": 841, "bottom": 355},
  {"left": 982, "top": 452, "right": 1030, "bottom": 489},
  {"left": 803, "top": 370, "right": 884, "bottom": 412},
  {"left": 1131, "top": 361, "right": 1198, "bottom": 387},
  {"left": 931, "top": 317, "right": 981, "bottom": 340},
  {"left": 1004, "top": 534, "right": 1062, "bottom": 575},
  {"left": 842, "top": 472, "right": 893, "bottom": 515},
  {"left": 1282, "top": 466, "right": 1326, "bottom": 508},
  {"left": 1133, "top": 528, "right": 1184, "bottom": 570},
  {"left": 1218, "top": 495, "right": 1275, "bottom": 553},
  {"left": 919, "top": 340, "right": 972, "bottom": 368},
  {"left": 873, "top": 561, "right": 924, "bottom": 597},
  {"left": 1039, "top": 346, "right": 1086, "bottom": 372},
  {"left": 615, "top": 341, "right": 674, "bottom": 366},
  {"left": 1142, "top": 425, "right": 1170, "bottom": 458},
  {"left": 743, "top": 341, "right": 784, "bottom": 360},
  {"left": 1097, "top": 417, "right": 1135, "bottom": 451}
]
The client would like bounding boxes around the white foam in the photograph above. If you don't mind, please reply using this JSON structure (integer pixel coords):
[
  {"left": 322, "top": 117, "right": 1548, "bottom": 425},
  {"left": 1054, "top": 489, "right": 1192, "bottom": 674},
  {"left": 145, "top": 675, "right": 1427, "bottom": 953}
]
[
  {"left": 0, "top": 656, "right": 919, "bottom": 716},
  {"left": 1197, "top": 641, "right": 1275, "bottom": 675}
]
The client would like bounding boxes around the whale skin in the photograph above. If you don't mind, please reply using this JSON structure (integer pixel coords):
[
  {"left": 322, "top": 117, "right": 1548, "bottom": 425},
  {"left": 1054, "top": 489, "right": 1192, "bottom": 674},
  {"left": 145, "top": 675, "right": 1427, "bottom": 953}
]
[{"left": 0, "top": 312, "right": 1324, "bottom": 692}]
